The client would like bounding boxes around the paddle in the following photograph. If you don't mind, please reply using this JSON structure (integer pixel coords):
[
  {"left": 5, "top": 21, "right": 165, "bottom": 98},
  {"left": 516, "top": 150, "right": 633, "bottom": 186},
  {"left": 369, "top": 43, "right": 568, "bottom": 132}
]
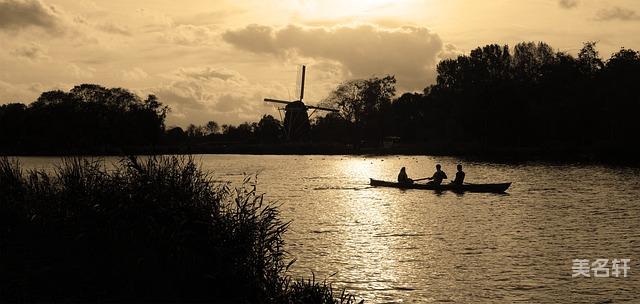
[{"left": 413, "top": 177, "right": 432, "bottom": 182}]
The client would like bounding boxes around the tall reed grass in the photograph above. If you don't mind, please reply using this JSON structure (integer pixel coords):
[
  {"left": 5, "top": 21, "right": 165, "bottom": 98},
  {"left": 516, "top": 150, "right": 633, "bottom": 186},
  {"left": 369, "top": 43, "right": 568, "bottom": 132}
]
[{"left": 0, "top": 156, "right": 360, "bottom": 303}]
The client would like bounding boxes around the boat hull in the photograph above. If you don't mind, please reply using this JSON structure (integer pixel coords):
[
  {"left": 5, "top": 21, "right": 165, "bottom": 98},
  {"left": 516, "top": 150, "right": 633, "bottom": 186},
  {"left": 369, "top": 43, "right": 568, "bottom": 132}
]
[{"left": 369, "top": 179, "right": 511, "bottom": 193}]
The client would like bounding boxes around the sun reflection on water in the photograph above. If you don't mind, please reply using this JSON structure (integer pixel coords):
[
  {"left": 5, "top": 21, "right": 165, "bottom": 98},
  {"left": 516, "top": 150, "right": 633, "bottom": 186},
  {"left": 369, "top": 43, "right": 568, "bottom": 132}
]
[{"left": 330, "top": 157, "right": 429, "bottom": 299}]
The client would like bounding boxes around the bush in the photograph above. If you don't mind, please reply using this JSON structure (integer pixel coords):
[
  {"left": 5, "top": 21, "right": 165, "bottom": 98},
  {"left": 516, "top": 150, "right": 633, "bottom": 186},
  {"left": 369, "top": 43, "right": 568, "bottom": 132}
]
[{"left": 0, "top": 156, "right": 360, "bottom": 303}]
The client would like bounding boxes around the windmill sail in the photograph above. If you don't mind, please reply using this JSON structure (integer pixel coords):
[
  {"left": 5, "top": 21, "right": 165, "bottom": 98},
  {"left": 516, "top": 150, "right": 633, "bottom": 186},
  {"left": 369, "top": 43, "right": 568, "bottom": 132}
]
[
  {"left": 264, "top": 65, "right": 337, "bottom": 142},
  {"left": 295, "top": 65, "right": 305, "bottom": 101}
]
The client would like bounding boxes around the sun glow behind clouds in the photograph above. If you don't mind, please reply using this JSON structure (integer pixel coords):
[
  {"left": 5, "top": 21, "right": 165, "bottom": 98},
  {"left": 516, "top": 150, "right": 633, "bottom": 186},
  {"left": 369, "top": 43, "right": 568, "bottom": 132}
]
[{"left": 288, "top": 0, "right": 409, "bottom": 20}]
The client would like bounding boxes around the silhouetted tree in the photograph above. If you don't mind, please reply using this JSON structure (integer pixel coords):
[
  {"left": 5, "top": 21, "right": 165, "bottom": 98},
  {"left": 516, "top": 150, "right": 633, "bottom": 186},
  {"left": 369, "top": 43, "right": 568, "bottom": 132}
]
[
  {"left": 235, "top": 122, "right": 254, "bottom": 141},
  {"left": 311, "top": 112, "right": 351, "bottom": 143},
  {"left": 0, "top": 103, "right": 27, "bottom": 148},
  {"left": 0, "top": 84, "right": 168, "bottom": 153},
  {"left": 389, "top": 92, "right": 425, "bottom": 142},
  {"left": 186, "top": 124, "right": 205, "bottom": 137},
  {"left": 165, "top": 127, "right": 187, "bottom": 144},
  {"left": 205, "top": 121, "right": 220, "bottom": 135},
  {"left": 255, "top": 115, "right": 282, "bottom": 144},
  {"left": 323, "top": 75, "right": 396, "bottom": 144},
  {"left": 578, "top": 41, "right": 604, "bottom": 77}
]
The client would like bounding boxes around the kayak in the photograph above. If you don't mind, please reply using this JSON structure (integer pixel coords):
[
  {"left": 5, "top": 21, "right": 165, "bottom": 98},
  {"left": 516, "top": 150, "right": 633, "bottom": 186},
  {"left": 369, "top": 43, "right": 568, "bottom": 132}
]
[{"left": 369, "top": 179, "right": 511, "bottom": 193}]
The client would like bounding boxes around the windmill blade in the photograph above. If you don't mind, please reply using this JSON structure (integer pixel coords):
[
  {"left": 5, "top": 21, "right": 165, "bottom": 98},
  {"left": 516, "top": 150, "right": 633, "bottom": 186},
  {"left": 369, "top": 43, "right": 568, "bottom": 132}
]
[
  {"left": 306, "top": 104, "right": 339, "bottom": 112},
  {"left": 299, "top": 65, "right": 306, "bottom": 101},
  {"left": 308, "top": 108, "right": 318, "bottom": 119},
  {"left": 264, "top": 98, "right": 295, "bottom": 105}
]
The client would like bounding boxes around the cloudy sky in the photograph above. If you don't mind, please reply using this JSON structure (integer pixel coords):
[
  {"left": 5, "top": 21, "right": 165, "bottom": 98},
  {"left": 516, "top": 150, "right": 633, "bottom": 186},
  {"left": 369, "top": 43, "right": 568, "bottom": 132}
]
[{"left": 1, "top": 0, "right": 640, "bottom": 127}]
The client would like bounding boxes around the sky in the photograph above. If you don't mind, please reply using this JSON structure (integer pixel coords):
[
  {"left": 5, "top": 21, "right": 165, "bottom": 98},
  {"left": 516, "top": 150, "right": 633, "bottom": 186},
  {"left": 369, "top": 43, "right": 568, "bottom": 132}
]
[{"left": 1, "top": 0, "right": 640, "bottom": 127}]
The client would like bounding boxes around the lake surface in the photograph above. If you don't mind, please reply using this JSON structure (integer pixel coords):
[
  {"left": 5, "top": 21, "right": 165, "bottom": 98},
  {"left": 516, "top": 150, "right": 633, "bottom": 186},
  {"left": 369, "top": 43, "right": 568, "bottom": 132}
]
[{"left": 16, "top": 155, "right": 640, "bottom": 303}]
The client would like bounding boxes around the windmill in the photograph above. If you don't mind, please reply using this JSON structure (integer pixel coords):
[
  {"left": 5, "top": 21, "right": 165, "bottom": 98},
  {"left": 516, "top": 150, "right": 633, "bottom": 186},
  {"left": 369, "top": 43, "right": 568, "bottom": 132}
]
[{"left": 264, "top": 65, "right": 338, "bottom": 141}]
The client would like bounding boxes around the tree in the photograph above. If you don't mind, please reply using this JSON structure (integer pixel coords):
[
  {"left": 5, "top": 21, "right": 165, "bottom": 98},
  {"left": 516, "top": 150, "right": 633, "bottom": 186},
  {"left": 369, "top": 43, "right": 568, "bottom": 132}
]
[
  {"left": 606, "top": 48, "right": 640, "bottom": 75},
  {"left": 144, "top": 94, "right": 169, "bottom": 123},
  {"left": 512, "top": 42, "right": 555, "bottom": 82},
  {"left": 236, "top": 122, "right": 254, "bottom": 140},
  {"left": 324, "top": 79, "right": 364, "bottom": 125},
  {"left": 165, "top": 127, "right": 186, "bottom": 143},
  {"left": 33, "top": 90, "right": 71, "bottom": 106},
  {"left": 435, "top": 58, "right": 461, "bottom": 90},
  {"left": 311, "top": 112, "right": 351, "bottom": 143},
  {"left": 390, "top": 92, "right": 425, "bottom": 142},
  {"left": 186, "top": 124, "right": 204, "bottom": 137},
  {"left": 256, "top": 115, "right": 281, "bottom": 144},
  {"left": 578, "top": 41, "right": 604, "bottom": 76},
  {"left": 323, "top": 75, "right": 396, "bottom": 143},
  {"left": 205, "top": 121, "right": 220, "bottom": 135},
  {"left": 0, "top": 84, "right": 169, "bottom": 152},
  {"left": 0, "top": 103, "right": 27, "bottom": 147}
]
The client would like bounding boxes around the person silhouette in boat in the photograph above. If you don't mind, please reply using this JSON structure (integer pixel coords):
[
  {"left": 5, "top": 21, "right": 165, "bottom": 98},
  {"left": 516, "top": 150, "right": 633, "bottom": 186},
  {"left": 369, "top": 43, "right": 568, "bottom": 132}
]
[
  {"left": 397, "top": 167, "right": 413, "bottom": 184},
  {"left": 451, "top": 164, "right": 465, "bottom": 185},
  {"left": 426, "top": 164, "right": 447, "bottom": 185}
]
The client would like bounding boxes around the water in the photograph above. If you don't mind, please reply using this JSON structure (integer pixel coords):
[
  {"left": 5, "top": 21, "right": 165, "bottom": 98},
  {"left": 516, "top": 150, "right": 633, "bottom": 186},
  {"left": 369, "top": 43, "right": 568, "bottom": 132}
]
[{"left": 16, "top": 155, "right": 640, "bottom": 303}]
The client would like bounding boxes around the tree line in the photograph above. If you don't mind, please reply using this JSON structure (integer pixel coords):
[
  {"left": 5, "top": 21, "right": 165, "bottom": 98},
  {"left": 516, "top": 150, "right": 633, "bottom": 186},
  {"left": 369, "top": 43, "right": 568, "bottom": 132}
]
[
  {"left": 174, "top": 41, "right": 640, "bottom": 156},
  {"left": 1, "top": 41, "right": 639, "bottom": 158},
  {"left": 0, "top": 84, "right": 167, "bottom": 153},
  {"left": 399, "top": 41, "right": 640, "bottom": 149}
]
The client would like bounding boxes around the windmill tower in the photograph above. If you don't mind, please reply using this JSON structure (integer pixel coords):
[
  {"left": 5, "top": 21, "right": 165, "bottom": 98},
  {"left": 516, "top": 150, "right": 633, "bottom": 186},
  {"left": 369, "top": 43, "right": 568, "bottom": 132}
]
[{"left": 264, "top": 65, "right": 338, "bottom": 141}]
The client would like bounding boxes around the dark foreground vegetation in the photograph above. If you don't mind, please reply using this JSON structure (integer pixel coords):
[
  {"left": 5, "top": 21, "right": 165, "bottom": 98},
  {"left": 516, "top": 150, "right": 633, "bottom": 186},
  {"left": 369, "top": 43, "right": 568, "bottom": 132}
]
[
  {"left": 1, "top": 41, "right": 639, "bottom": 163},
  {"left": 0, "top": 156, "right": 360, "bottom": 303}
]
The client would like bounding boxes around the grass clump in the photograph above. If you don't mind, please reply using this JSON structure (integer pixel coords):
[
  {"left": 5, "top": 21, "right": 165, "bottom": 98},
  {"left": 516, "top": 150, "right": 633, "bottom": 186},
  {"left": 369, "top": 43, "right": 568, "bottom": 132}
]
[{"left": 0, "top": 156, "right": 360, "bottom": 303}]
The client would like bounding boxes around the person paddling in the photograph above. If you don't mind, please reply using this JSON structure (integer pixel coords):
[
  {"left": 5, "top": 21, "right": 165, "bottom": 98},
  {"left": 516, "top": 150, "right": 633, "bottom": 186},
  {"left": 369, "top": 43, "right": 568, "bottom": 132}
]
[
  {"left": 397, "top": 167, "right": 414, "bottom": 184},
  {"left": 426, "top": 164, "right": 447, "bottom": 185},
  {"left": 451, "top": 164, "right": 465, "bottom": 185}
]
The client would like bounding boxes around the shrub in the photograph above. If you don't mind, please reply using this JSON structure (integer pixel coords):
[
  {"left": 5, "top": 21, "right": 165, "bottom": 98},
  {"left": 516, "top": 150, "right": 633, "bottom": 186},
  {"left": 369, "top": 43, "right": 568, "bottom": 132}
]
[{"left": 0, "top": 156, "right": 360, "bottom": 303}]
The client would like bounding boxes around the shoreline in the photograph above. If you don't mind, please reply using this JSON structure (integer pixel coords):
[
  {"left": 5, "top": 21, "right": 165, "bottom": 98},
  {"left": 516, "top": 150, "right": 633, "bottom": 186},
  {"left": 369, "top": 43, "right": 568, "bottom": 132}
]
[{"left": 3, "top": 142, "right": 638, "bottom": 166}]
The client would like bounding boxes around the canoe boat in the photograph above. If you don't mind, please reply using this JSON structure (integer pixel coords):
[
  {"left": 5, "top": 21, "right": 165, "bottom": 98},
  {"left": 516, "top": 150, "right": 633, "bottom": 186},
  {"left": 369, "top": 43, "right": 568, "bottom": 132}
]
[{"left": 369, "top": 179, "right": 511, "bottom": 193}]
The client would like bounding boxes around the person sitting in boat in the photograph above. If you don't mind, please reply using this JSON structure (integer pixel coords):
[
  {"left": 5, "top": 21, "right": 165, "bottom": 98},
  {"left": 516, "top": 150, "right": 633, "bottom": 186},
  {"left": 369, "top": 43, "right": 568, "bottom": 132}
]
[
  {"left": 426, "top": 164, "right": 447, "bottom": 185},
  {"left": 451, "top": 164, "right": 465, "bottom": 185},
  {"left": 397, "top": 167, "right": 413, "bottom": 184}
]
